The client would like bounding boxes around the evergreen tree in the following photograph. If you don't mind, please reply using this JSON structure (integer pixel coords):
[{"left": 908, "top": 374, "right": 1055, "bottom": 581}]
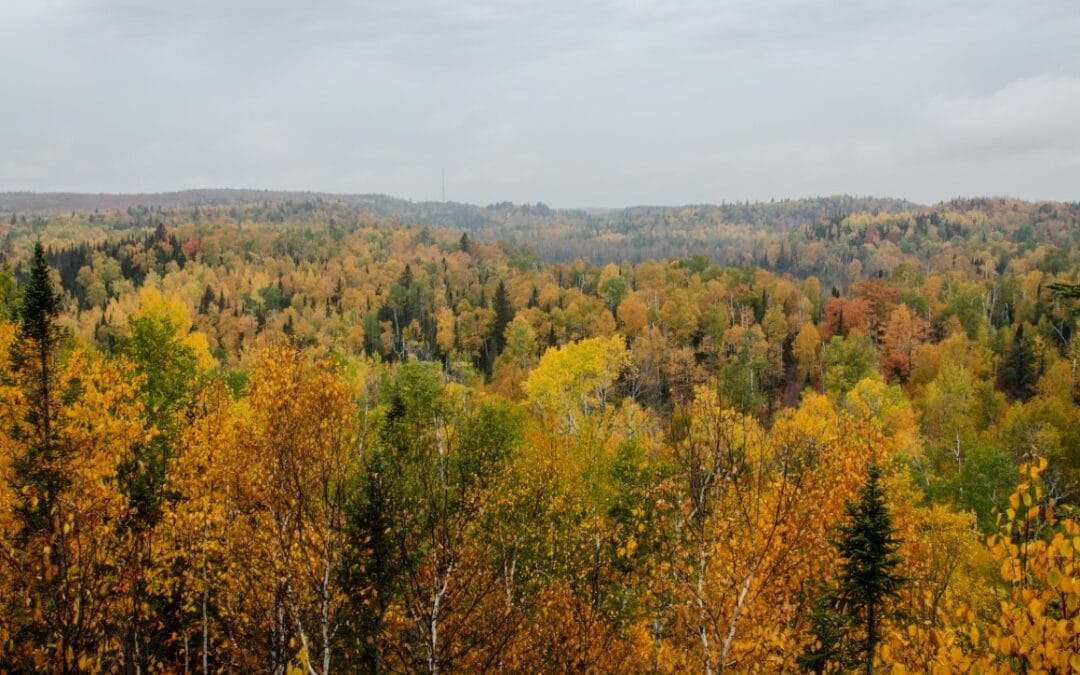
[
  {"left": 10, "top": 242, "right": 64, "bottom": 537},
  {"left": 5, "top": 243, "right": 67, "bottom": 660},
  {"left": 776, "top": 241, "right": 789, "bottom": 270},
  {"left": 0, "top": 265, "right": 16, "bottom": 320},
  {"left": 999, "top": 324, "right": 1037, "bottom": 401},
  {"left": 459, "top": 232, "right": 471, "bottom": 253},
  {"left": 797, "top": 584, "right": 849, "bottom": 674},
  {"left": 830, "top": 464, "right": 905, "bottom": 673},
  {"left": 198, "top": 284, "right": 215, "bottom": 314},
  {"left": 1048, "top": 280, "right": 1080, "bottom": 299},
  {"left": 491, "top": 280, "right": 514, "bottom": 354}
]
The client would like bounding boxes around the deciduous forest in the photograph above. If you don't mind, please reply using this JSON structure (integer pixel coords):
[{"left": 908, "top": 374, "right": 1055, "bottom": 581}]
[{"left": 1, "top": 195, "right": 1079, "bottom": 672}]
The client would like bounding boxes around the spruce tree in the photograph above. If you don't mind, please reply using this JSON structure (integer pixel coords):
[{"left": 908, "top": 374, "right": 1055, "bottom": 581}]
[
  {"left": 10, "top": 242, "right": 64, "bottom": 537},
  {"left": 198, "top": 284, "right": 215, "bottom": 314},
  {"left": 801, "top": 464, "right": 904, "bottom": 673},
  {"left": 999, "top": 324, "right": 1037, "bottom": 401},
  {"left": 5, "top": 243, "right": 66, "bottom": 660},
  {"left": 797, "top": 584, "right": 849, "bottom": 674},
  {"left": 834, "top": 463, "right": 904, "bottom": 673},
  {"left": 491, "top": 280, "right": 513, "bottom": 354},
  {"left": 0, "top": 265, "right": 16, "bottom": 320}
]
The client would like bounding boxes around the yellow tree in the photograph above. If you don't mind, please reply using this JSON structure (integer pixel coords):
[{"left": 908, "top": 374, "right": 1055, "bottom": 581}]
[
  {"left": 230, "top": 345, "right": 358, "bottom": 674},
  {"left": 524, "top": 335, "right": 632, "bottom": 447},
  {"left": 1, "top": 350, "right": 146, "bottom": 671},
  {"left": 658, "top": 387, "right": 864, "bottom": 672},
  {"left": 888, "top": 459, "right": 1080, "bottom": 673},
  {"left": 1, "top": 244, "right": 148, "bottom": 671},
  {"left": 153, "top": 381, "right": 241, "bottom": 672},
  {"left": 618, "top": 293, "right": 650, "bottom": 339},
  {"left": 157, "top": 346, "right": 359, "bottom": 673},
  {"left": 977, "top": 459, "right": 1079, "bottom": 671}
]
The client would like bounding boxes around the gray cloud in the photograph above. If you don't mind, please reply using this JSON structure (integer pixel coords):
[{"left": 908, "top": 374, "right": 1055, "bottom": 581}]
[{"left": 1, "top": 0, "right": 1077, "bottom": 206}]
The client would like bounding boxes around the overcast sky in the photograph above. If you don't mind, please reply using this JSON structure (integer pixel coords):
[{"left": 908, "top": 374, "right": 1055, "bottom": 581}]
[{"left": 2, "top": 1, "right": 1078, "bottom": 207}]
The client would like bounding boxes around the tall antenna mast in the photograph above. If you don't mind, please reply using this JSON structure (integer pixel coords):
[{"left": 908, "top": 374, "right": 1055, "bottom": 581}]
[{"left": 441, "top": 167, "right": 445, "bottom": 202}]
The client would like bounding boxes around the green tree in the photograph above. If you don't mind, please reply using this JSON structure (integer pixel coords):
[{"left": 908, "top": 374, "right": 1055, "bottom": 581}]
[
  {"left": 821, "top": 334, "right": 879, "bottom": 399},
  {"left": 954, "top": 445, "right": 1017, "bottom": 532},
  {"left": 832, "top": 464, "right": 905, "bottom": 673},
  {"left": 0, "top": 265, "right": 16, "bottom": 320},
  {"left": 503, "top": 316, "right": 538, "bottom": 368},
  {"left": 798, "top": 584, "right": 850, "bottom": 674},
  {"left": 257, "top": 284, "right": 290, "bottom": 312},
  {"left": 5, "top": 242, "right": 69, "bottom": 663},
  {"left": 345, "top": 361, "right": 446, "bottom": 671},
  {"left": 10, "top": 242, "right": 63, "bottom": 536},
  {"left": 718, "top": 325, "right": 769, "bottom": 415},
  {"left": 115, "top": 313, "right": 200, "bottom": 522},
  {"left": 999, "top": 324, "right": 1037, "bottom": 401},
  {"left": 598, "top": 275, "right": 630, "bottom": 315},
  {"left": 491, "top": 279, "right": 514, "bottom": 355},
  {"left": 345, "top": 362, "right": 523, "bottom": 672}
]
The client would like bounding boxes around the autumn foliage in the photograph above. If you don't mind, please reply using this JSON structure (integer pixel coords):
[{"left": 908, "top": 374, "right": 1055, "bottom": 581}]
[{"left": 1, "top": 198, "right": 1079, "bottom": 671}]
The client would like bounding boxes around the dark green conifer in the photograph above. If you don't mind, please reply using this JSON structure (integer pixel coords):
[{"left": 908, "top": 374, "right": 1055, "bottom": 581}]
[
  {"left": 802, "top": 464, "right": 904, "bottom": 674},
  {"left": 10, "top": 242, "right": 64, "bottom": 536},
  {"left": 491, "top": 280, "right": 513, "bottom": 354},
  {"left": 797, "top": 585, "right": 849, "bottom": 674},
  {"left": 999, "top": 324, "right": 1037, "bottom": 401}
]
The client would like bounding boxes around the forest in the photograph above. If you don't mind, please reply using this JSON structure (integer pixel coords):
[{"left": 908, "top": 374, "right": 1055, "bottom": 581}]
[{"left": 0, "top": 195, "right": 1079, "bottom": 673}]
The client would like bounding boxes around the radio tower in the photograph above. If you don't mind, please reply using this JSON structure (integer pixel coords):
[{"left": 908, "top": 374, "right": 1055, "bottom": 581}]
[{"left": 441, "top": 167, "right": 446, "bottom": 202}]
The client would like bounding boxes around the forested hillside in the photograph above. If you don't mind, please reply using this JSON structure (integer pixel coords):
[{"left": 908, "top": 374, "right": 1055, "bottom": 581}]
[
  {"left": 1, "top": 191, "right": 925, "bottom": 265},
  {"left": 1, "top": 197, "right": 1079, "bottom": 672}
]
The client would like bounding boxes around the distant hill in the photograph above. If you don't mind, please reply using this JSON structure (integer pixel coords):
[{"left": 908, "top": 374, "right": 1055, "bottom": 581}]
[
  {"left": 0, "top": 189, "right": 373, "bottom": 215},
  {"left": 0, "top": 189, "right": 919, "bottom": 224},
  {"left": 8, "top": 190, "right": 1077, "bottom": 270}
]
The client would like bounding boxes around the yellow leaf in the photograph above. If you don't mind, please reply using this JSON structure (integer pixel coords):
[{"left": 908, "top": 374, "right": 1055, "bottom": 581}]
[{"left": 1048, "top": 569, "right": 1062, "bottom": 588}]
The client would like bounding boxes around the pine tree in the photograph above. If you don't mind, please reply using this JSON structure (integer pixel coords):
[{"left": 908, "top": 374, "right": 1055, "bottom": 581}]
[
  {"left": 1048, "top": 281, "right": 1080, "bottom": 299},
  {"left": 832, "top": 464, "right": 904, "bottom": 674},
  {"left": 459, "top": 232, "right": 471, "bottom": 253}
]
